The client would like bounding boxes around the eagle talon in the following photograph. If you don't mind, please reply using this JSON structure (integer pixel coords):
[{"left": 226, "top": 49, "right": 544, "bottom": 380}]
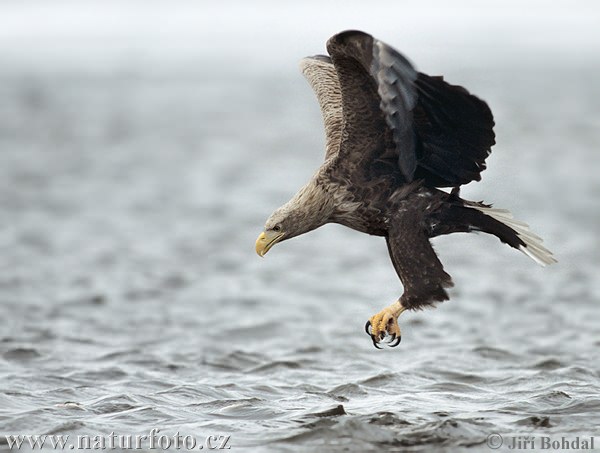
[
  {"left": 370, "top": 335, "right": 382, "bottom": 349},
  {"left": 366, "top": 302, "right": 405, "bottom": 349},
  {"left": 389, "top": 336, "right": 401, "bottom": 347}
]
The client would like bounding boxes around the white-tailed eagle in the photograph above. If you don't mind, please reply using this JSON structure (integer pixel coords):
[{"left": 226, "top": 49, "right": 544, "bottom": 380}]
[{"left": 255, "top": 30, "right": 556, "bottom": 349}]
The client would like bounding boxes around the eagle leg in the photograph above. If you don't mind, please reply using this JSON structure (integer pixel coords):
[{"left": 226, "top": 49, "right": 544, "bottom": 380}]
[{"left": 365, "top": 301, "right": 406, "bottom": 349}]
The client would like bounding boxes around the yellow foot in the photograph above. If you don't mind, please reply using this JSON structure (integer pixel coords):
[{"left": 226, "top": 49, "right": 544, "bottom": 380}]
[{"left": 365, "top": 301, "right": 406, "bottom": 349}]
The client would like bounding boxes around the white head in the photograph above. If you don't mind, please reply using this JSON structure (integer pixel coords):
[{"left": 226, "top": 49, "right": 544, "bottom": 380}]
[{"left": 255, "top": 180, "right": 333, "bottom": 256}]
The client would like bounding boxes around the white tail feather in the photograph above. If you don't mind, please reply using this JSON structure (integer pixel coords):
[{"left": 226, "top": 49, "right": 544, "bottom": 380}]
[{"left": 471, "top": 206, "right": 557, "bottom": 266}]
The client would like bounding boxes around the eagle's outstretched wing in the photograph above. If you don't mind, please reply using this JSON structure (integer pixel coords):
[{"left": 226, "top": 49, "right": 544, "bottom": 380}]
[
  {"left": 299, "top": 56, "right": 343, "bottom": 159},
  {"left": 386, "top": 208, "right": 453, "bottom": 309},
  {"left": 325, "top": 30, "right": 417, "bottom": 185},
  {"left": 412, "top": 74, "right": 496, "bottom": 186},
  {"left": 325, "top": 30, "right": 495, "bottom": 188}
]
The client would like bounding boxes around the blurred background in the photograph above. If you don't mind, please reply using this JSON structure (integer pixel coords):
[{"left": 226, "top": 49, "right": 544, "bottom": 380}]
[{"left": 1, "top": 1, "right": 599, "bottom": 451}]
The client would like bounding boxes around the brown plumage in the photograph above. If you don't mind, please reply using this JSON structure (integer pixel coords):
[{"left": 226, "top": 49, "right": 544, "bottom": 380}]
[{"left": 256, "top": 30, "right": 555, "bottom": 348}]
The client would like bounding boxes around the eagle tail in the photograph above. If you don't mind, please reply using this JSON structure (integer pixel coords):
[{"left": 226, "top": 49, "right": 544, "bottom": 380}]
[{"left": 469, "top": 205, "right": 556, "bottom": 266}]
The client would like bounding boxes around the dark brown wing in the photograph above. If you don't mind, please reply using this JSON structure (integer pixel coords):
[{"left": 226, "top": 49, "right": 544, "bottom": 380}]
[
  {"left": 386, "top": 208, "right": 453, "bottom": 309},
  {"left": 326, "top": 30, "right": 418, "bottom": 184},
  {"left": 326, "top": 30, "right": 495, "bottom": 188},
  {"left": 412, "top": 74, "right": 496, "bottom": 186}
]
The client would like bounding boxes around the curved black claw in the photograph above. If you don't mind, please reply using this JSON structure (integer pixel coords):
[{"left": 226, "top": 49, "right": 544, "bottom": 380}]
[
  {"left": 365, "top": 320, "right": 372, "bottom": 335},
  {"left": 386, "top": 333, "right": 396, "bottom": 343},
  {"left": 388, "top": 335, "right": 402, "bottom": 347},
  {"left": 370, "top": 335, "right": 382, "bottom": 349}
]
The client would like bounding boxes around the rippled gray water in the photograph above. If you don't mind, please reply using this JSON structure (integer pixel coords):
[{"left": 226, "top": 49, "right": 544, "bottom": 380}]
[{"left": 1, "top": 10, "right": 600, "bottom": 452}]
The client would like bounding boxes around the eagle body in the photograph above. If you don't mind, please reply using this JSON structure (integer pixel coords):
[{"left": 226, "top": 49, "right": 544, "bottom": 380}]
[{"left": 256, "top": 30, "right": 555, "bottom": 348}]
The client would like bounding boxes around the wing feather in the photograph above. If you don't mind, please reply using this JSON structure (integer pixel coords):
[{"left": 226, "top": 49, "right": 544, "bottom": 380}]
[
  {"left": 326, "top": 30, "right": 418, "bottom": 183},
  {"left": 299, "top": 56, "right": 343, "bottom": 159},
  {"left": 325, "top": 30, "right": 496, "bottom": 188},
  {"left": 413, "top": 73, "right": 496, "bottom": 186}
]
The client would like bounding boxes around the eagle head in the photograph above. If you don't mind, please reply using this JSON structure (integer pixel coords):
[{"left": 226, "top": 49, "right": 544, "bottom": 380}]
[{"left": 255, "top": 180, "right": 333, "bottom": 257}]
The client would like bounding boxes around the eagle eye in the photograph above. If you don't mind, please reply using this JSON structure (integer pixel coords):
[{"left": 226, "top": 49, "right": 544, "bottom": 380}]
[{"left": 272, "top": 225, "right": 281, "bottom": 232}]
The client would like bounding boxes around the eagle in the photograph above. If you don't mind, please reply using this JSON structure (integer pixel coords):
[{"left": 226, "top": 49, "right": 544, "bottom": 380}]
[{"left": 255, "top": 30, "right": 556, "bottom": 349}]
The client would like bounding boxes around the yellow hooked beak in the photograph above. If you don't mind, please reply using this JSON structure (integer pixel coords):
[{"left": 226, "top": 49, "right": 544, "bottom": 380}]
[{"left": 255, "top": 230, "right": 284, "bottom": 257}]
